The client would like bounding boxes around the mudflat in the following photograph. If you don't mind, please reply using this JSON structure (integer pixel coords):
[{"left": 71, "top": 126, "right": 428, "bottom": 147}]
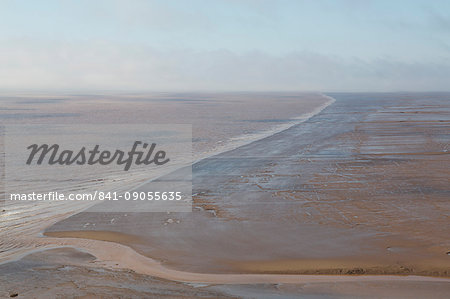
[{"left": 45, "top": 92, "right": 450, "bottom": 277}]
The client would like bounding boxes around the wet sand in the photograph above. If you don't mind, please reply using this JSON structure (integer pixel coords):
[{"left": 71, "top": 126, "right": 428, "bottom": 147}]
[
  {"left": 2, "top": 92, "right": 450, "bottom": 297},
  {"left": 2, "top": 247, "right": 449, "bottom": 299},
  {"left": 44, "top": 92, "right": 450, "bottom": 278},
  {"left": 0, "top": 92, "right": 331, "bottom": 262},
  {"left": 0, "top": 247, "right": 235, "bottom": 298}
]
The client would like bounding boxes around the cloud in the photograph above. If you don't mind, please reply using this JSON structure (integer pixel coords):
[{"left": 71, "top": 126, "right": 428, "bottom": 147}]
[
  {"left": 428, "top": 10, "right": 450, "bottom": 32},
  {"left": 0, "top": 39, "right": 449, "bottom": 91}
]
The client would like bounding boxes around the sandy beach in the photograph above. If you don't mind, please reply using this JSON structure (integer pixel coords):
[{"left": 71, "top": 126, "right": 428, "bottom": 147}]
[
  {"left": 2, "top": 247, "right": 449, "bottom": 298},
  {"left": 1, "top": 92, "right": 450, "bottom": 298},
  {"left": 43, "top": 93, "right": 450, "bottom": 277},
  {"left": 2, "top": 1, "right": 450, "bottom": 297}
]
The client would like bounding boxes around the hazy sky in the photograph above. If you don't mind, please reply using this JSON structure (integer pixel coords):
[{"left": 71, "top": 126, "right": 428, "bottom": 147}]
[{"left": 1, "top": 0, "right": 450, "bottom": 91}]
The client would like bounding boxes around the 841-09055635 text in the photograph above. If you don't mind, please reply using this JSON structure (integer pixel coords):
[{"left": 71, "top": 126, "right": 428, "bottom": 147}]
[{"left": 9, "top": 191, "right": 184, "bottom": 201}]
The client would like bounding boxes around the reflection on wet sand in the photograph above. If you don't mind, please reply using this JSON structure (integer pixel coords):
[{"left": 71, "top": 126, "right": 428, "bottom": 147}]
[
  {"left": 1, "top": 92, "right": 450, "bottom": 298},
  {"left": 46, "top": 93, "right": 450, "bottom": 277},
  {"left": 0, "top": 92, "right": 330, "bottom": 261}
]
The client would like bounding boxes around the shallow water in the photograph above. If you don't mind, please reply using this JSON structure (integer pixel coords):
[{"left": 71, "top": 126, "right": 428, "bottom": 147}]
[
  {"left": 0, "top": 92, "right": 330, "bottom": 261},
  {"left": 45, "top": 92, "right": 450, "bottom": 276}
]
